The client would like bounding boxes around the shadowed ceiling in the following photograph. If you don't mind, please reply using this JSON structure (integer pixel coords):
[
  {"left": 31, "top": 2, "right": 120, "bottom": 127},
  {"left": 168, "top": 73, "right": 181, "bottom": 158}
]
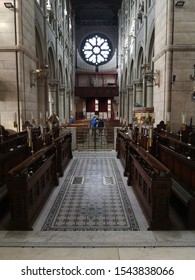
[{"left": 71, "top": 0, "right": 122, "bottom": 26}]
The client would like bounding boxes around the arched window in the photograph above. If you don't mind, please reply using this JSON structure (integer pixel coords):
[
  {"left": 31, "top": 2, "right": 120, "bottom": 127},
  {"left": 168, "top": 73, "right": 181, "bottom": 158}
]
[{"left": 80, "top": 33, "right": 113, "bottom": 66}]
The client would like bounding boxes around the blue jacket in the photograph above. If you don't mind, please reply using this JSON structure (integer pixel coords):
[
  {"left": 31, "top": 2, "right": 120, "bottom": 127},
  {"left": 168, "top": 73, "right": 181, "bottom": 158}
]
[{"left": 91, "top": 117, "right": 97, "bottom": 127}]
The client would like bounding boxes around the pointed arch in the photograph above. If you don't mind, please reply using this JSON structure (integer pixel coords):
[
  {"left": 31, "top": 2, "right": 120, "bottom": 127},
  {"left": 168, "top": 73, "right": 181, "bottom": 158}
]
[
  {"left": 48, "top": 45, "right": 56, "bottom": 80},
  {"left": 148, "top": 28, "right": 155, "bottom": 70},
  {"left": 137, "top": 46, "right": 144, "bottom": 79}
]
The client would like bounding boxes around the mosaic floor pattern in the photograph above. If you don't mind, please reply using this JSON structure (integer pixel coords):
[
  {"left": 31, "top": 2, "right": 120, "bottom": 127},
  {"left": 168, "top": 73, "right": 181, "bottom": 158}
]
[{"left": 41, "top": 151, "right": 139, "bottom": 231}]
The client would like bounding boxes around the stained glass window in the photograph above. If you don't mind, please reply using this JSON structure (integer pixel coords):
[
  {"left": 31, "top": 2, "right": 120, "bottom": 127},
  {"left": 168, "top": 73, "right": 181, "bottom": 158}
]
[{"left": 80, "top": 33, "right": 113, "bottom": 66}]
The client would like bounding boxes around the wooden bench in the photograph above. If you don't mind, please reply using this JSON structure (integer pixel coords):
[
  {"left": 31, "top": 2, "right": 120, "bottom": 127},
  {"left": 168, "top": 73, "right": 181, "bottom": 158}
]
[
  {"left": 7, "top": 144, "right": 58, "bottom": 230},
  {"left": 128, "top": 142, "right": 172, "bottom": 230},
  {"left": 54, "top": 131, "right": 72, "bottom": 177},
  {"left": 116, "top": 130, "right": 130, "bottom": 176},
  {"left": 158, "top": 143, "right": 195, "bottom": 229},
  {"left": 171, "top": 179, "right": 195, "bottom": 229},
  {"left": 0, "top": 138, "right": 29, "bottom": 203}
]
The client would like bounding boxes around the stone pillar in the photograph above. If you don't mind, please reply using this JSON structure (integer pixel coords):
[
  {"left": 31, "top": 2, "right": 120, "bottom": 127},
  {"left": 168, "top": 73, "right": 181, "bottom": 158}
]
[
  {"left": 135, "top": 82, "right": 143, "bottom": 107},
  {"left": 146, "top": 79, "right": 153, "bottom": 107},
  {"left": 65, "top": 90, "right": 70, "bottom": 123},
  {"left": 59, "top": 86, "right": 65, "bottom": 123},
  {"left": 128, "top": 86, "right": 134, "bottom": 124}
]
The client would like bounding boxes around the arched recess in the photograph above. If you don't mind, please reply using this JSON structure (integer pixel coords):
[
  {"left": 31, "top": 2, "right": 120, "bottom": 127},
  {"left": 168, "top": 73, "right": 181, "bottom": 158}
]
[
  {"left": 135, "top": 46, "right": 144, "bottom": 107},
  {"left": 123, "top": 67, "right": 128, "bottom": 122},
  {"left": 35, "top": 28, "right": 44, "bottom": 69},
  {"left": 128, "top": 60, "right": 134, "bottom": 123},
  {"left": 130, "top": 60, "right": 134, "bottom": 84},
  {"left": 137, "top": 46, "right": 144, "bottom": 79},
  {"left": 58, "top": 59, "right": 65, "bottom": 120},
  {"left": 58, "top": 59, "right": 63, "bottom": 84},
  {"left": 48, "top": 45, "right": 57, "bottom": 115},
  {"left": 146, "top": 28, "right": 155, "bottom": 108},
  {"left": 35, "top": 27, "right": 46, "bottom": 115},
  {"left": 64, "top": 67, "right": 70, "bottom": 121},
  {"left": 148, "top": 28, "right": 155, "bottom": 71},
  {"left": 48, "top": 46, "right": 56, "bottom": 81}
]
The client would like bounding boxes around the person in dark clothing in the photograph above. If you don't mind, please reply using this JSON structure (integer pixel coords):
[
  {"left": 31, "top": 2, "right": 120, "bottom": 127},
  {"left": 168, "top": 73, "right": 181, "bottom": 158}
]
[{"left": 97, "top": 118, "right": 104, "bottom": 135}]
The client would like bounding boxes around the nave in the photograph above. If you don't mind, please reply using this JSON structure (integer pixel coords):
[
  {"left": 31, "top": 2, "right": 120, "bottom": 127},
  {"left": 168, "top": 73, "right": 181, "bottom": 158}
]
[{"left": 0, "top": 150, "right": 195, "bottom": 259}]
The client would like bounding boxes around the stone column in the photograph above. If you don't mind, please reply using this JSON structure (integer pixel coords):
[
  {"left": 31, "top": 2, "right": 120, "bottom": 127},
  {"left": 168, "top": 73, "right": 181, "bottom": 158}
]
[
  {"left": 128, "top": 86, "right": 133, "bottom": 124},
  {"left": 146, "top": 79, "right": 153, "bottom": 107},
  {"left": 65, "top": 90, "right": 70, "bottom": 123},
  {"left": 135, "top": 82, "right": 143, "bottom": 107}
]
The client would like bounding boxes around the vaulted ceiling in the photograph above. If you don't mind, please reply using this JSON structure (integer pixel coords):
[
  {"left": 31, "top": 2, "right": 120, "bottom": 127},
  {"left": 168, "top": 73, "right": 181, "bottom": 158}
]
[{"left": 71, "top": 0, "right": 122, "bottom": 26}]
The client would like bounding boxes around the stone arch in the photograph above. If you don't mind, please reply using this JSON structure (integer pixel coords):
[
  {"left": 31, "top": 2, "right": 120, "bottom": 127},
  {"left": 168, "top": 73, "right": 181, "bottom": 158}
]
[
  {"left": 48, "top": 44, "right": 56, "bottom": 81},
  {"left": 58, "top": 59, "right": 63, "bottom": 84},
  {"left": 35, "top": 25, "right": 47, "bottom": 116},
  {"left": 137, "top": 46, "right": 144, "bottom": 79},
  {"left": 35, "top": 27, "right": 44, "bottom": 68},
  {"left": 147, "top": 25, "right": 155, "bottom": 70},
  {"left": 130, "top": 59, "right": 134, "bottom": 84}
]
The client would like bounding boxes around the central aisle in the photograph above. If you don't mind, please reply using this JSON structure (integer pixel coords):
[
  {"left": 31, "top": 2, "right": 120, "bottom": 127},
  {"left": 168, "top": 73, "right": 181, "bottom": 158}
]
[
  {"left": 40, "top": 150, "right": 141, "bottom": 232},
  {"left": 0, "top": 151, "right": 195, "bottom": 253}
]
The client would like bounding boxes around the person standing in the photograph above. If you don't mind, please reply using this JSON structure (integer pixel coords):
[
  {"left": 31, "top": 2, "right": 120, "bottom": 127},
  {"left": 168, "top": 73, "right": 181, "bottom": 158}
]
[
  {"left": 97, "top": 117, "right": 104, "bottom": 135},
  {"left": 91, "top": 116, "right": 97, "bottom": 136}
]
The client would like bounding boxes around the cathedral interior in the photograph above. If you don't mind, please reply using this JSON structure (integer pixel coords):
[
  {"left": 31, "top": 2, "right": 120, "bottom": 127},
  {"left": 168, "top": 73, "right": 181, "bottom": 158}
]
[{"left": 0, "top": 0, "right": 195, "bottom": 259}]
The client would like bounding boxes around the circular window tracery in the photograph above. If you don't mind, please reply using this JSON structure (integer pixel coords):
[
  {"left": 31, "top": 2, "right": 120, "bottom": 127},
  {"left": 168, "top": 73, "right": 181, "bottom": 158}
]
[{"left": 80, "top": 33, "right": 113, "bottom": 66}]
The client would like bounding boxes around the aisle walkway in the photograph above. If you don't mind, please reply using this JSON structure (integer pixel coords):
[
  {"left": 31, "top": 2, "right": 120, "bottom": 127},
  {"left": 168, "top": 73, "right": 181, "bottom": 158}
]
[{"left": 0, "top": 151, "right": 195, "bottom": 259}]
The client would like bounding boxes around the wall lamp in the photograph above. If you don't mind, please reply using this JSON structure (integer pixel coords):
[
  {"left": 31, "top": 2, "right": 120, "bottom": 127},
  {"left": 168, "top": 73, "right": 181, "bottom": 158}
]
[
  {"left": 4, "top": 2, "right": 14, "bottom": 8},
  {"left": 175, "top": 1, "right": 185, "bottom": 7},
  {"left": 30, "top": 65, "right": 49, "bottom": 87},
  {"left": 144, "top": 70, "right": 160, "bottom": 87},
  {"left": 141, "top": 63, "right": 150, "bottom": 70}
]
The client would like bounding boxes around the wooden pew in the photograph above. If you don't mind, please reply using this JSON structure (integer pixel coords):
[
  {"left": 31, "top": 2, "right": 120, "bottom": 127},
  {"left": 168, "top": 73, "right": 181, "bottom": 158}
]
[
  {"left": 54, "top": 131, "right": 72, "bottom": 177},
  {"left": 0, "top": 132, "right": 29, "bottom": 204},
  {"left": 128, "top": 142, "right": 172, "bottom": 230},
  {"left": 7, "top": 144, "right": 58, "bottom": 230},
  {"left": 157, "top": 142, "right": 195, "bottom": 229},
  {"left": 0, "top": 131, "right": 27, "bottom": 153},
  {"left": 116, "top": 130, "right": 130, "bottom": 176}
]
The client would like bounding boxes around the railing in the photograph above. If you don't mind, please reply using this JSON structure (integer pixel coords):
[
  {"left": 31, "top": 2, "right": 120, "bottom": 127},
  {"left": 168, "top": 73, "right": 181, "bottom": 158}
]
[{"left": 76, "top": 127, "right": 114, "bottom": 150}]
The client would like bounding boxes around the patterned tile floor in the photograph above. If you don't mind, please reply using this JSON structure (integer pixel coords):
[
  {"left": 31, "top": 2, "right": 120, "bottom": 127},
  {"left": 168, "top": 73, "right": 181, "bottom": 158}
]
[
  {"left": 41, "top": 152, "right": 139, "bottom": 231},
  {"left": 34, "top": 150, "right": 149, "bottom": 233},
  {"left": 1, "top": 150, "right": 194, "bottom": 251}
]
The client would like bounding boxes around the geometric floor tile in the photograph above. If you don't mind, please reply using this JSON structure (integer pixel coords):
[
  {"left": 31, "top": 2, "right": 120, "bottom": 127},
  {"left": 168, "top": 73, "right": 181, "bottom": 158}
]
[{"left": 41, "top": 154, "right": 140, "bottom": 231}]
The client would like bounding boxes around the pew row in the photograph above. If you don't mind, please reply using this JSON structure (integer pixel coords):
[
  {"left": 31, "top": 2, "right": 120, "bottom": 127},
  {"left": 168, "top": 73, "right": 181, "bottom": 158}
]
[
  {"left": 116, "top": 130, "right": 130, "bottom": 176},
  {"left": 7, "top": 144, "right": 58, "bottom": 230},
  {"left": 128, "top": 142, "right": 172, "bottom": 230},
  {"left": 54, "top": 131, "right": 73, "bottom": 177},
  {"left": 0, "top": 132, "right": 29, "bottom": 204},
  {"left": 158, "top": 143, "right": 195, "bottom": 229}
]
